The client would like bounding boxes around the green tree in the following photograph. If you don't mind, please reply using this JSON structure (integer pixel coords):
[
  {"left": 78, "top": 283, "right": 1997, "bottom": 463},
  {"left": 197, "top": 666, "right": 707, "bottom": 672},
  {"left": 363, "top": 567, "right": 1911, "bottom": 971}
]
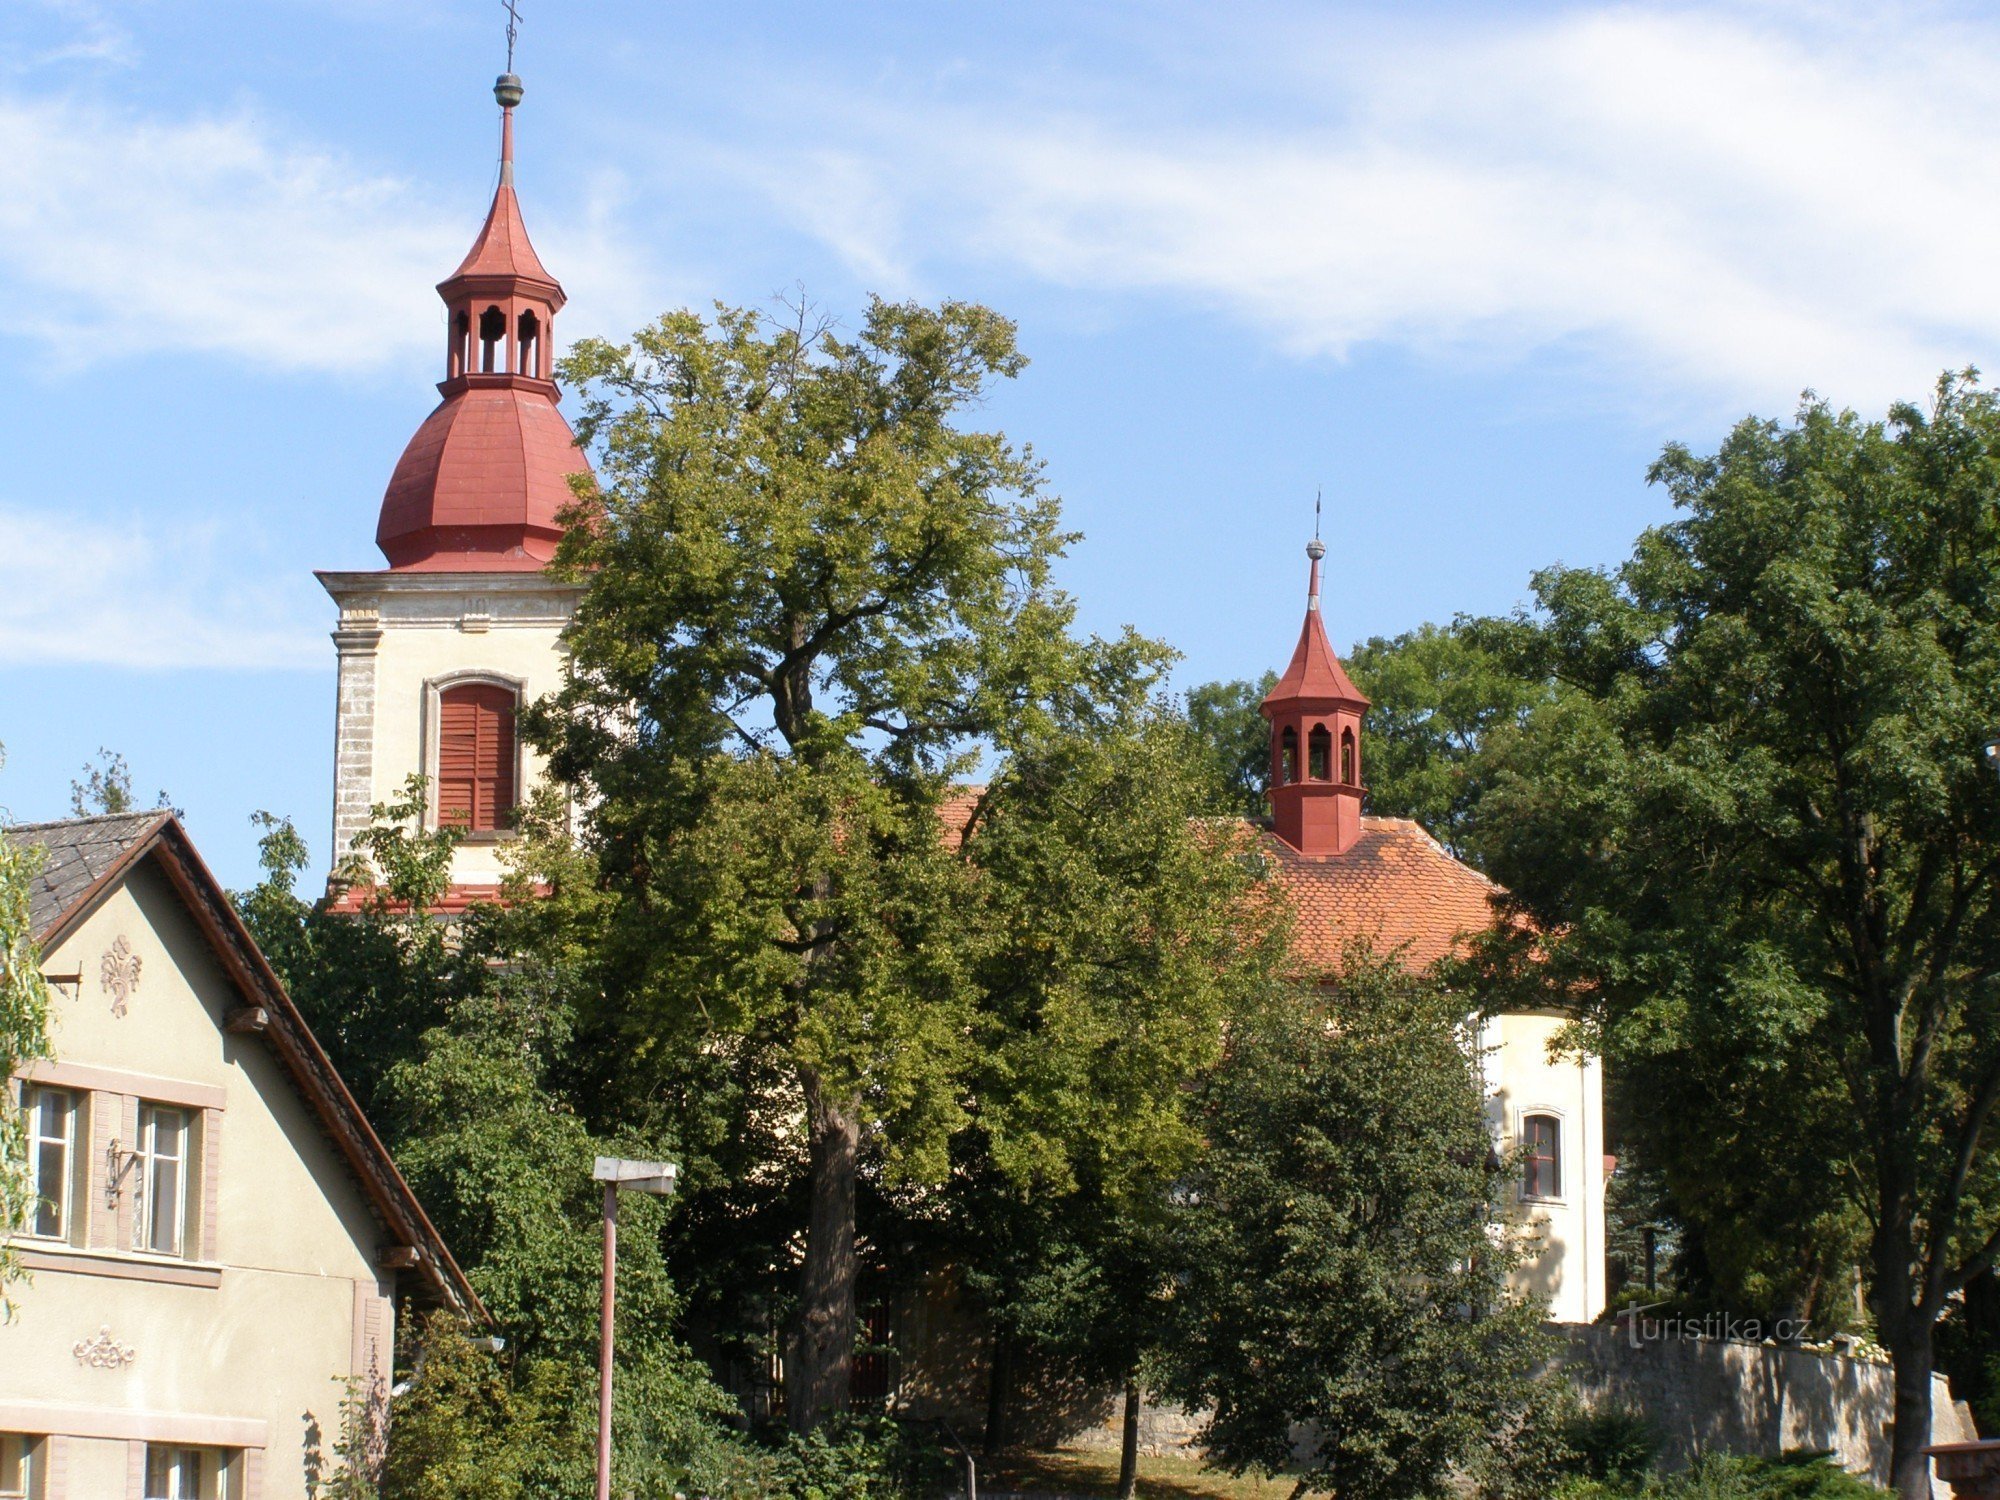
[
  {"left": 0, "top": 750, "right": 54, "bottom": 1303},
  {"left": 1473, "top": 377, "right": 2000, "bottom": 1498},
  {"left": 236, "top": 782, "right": 469, "bottom": 1115},
  {"left": 66, "top": 748, "right": 172, "bottom": 817},
  {"left": 1158, "top": 951, "right": 1550, "bottom": 1500},
  {"left": 238, "top": 800, "right": 732, "bottom": 1496},
  {"left": 1345, "top": 620, "right": 1547, "bottom": 861},
  {"left": 531, "top": 298, "right": 1272, "bottom": 1431},
  {"left": 1185, "top": 672, "right": 1275, "bottom": 816}
]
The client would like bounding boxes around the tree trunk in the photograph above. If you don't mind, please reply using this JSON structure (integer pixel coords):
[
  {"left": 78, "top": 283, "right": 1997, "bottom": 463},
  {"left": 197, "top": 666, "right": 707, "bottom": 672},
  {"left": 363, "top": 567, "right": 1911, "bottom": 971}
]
[
  {"left": 1117, "top": 1374, "right": 1141, "bottom": 1500},
  {"left": 1886, "top": 1318, "right": 1938, "bottom": 1500},
  {"left": 790, "top": 1070, "right": 860, "bottom": 1433},
  {"left": 983, "top": 1325, "right": 1013, "bottom": 1456}
]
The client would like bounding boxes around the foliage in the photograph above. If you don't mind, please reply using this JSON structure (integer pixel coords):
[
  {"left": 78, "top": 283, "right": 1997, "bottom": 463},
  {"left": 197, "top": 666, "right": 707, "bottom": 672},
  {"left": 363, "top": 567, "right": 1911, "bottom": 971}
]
[
  {"left": 236, "top": 801, "right": 733, "bottom": 1498},
  {"left": 532, "top": 297, "right": 1271, "bottom": 1429},
  {"left": 0, "top": 763, "right": 53, "bottom": 1304},
  {"left": 67, "top": 747, "right": 170, "bottom": 817},
  {"left": 1552, "top": 1451, "right": 1888, "bottom": 1499},
  {"left": 236, "top": 783, "right": 473, "bottom": 1115},
  {"left": 1561, "top": 1407, "right": 1665, "bottom": 1484},
  {"left": 69, "top": 746, "right": 134, "bottom": 815},
  {"left": 761, "top": 1417, "right": 956, "bottom": 1500},
  {"left": 1185, "top": 673, "right": 1275, "bottom": 817},
  {"left": 1344, "top": 619, "right": 1548, "bottom": 862},
  {"left": 379, "top": 1314, "right": 566, "bottom": 1500},
  {"left": 1469, "top": 375, "right": 2000, "bottom": 1495},
  {"left": 1157, "top": 951, "right": 1551, "bottom": 1500}
]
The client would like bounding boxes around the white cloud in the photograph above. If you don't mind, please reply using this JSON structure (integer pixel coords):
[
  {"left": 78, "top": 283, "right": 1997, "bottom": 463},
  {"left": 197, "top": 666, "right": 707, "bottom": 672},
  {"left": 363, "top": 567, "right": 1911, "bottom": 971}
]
[
  {"left": 0, "top": 504, "right": 323, "bottom": 670},
  {"left": 716, "top": 4, "right": 2000, "bottom": 415},
  {"left": 0, "top": 90, "right": 656, "bottom": 377}
]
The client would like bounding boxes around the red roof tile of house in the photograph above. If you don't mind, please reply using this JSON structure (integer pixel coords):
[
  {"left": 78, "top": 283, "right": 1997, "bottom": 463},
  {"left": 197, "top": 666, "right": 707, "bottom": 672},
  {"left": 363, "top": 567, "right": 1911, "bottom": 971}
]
[{"left": 1260, "top": 815, "right": 1504, "bottom": 973}]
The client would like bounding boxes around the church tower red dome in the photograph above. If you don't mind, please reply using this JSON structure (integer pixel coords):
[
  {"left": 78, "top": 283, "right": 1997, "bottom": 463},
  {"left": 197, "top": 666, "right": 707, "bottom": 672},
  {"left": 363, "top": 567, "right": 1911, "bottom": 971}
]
[
  {"left": 375, "top": 75, "right": 593, "bottom": 571},
  {"left": 1260, "top": 537, "right": 1370, "bottom": 857}
]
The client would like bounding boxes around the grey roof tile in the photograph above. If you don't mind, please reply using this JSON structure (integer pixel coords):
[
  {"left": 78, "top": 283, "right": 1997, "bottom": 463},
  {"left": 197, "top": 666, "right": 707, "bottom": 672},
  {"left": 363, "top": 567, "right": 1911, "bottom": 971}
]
[{"left": 5, "top": 811, "right": 171, "bottom": 941}]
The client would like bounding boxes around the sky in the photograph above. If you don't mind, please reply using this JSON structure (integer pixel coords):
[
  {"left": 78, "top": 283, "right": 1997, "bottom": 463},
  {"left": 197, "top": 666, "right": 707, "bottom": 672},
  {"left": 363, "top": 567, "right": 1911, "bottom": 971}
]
[{"left": 4, "top": 0, "right": 2000, "bottom": 889}]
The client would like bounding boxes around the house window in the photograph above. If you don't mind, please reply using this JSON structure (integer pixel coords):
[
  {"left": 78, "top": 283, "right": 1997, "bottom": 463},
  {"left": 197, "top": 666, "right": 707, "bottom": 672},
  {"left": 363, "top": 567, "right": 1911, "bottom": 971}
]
[
  {"left": 1279, "top": 726, "right": 1298, "bottom": 784},
  {"left": 1308, "top": 724, "right": 1331, "bottom": 781},
  {"left": 1522, "top": 1114, "right": 1562, "bottom": 1200},
  {"left": 437, "top": 683, "right": 519, "bottom": 833},
  {"left": 134, "top": 1103, "right": 190, "bottom": 1256},
  {"left": 143, "top": 1445, "right": 235, "bottom": 1500},
  {"left": 0, "top": 1433, "right": 41, "bottom": 1500},
  {"left": 23, "top": 1086, "right": 72, "bottom": 1240}
]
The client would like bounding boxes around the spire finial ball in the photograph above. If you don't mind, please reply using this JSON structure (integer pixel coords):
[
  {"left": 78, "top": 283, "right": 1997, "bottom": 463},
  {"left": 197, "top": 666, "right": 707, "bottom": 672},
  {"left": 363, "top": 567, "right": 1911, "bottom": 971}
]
[
  {"left": 1306, "top": 538, "right": 1327, "bottom": 562},
  {"left": 495, "top": 73, "right": 524, "bottom": 108}
]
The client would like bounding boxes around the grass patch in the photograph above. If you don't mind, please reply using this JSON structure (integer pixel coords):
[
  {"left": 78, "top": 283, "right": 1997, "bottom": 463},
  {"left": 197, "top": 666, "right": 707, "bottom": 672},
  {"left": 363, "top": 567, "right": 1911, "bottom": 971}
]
[{"left": 980, "top": 1447, "right": 1307, "bottom": 1500}]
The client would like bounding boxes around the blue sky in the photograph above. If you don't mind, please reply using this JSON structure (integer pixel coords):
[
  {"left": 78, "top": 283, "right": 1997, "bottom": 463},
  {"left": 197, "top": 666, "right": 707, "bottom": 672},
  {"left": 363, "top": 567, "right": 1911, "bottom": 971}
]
[{"left": 3, "top": 0, "right": 1998, "bottom": 888}]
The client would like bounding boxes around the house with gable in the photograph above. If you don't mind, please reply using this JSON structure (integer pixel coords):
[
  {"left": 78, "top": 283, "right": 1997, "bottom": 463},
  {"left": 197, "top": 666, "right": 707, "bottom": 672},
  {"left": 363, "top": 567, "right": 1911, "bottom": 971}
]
[{"left": 2, "top": 811, "right": 477, "bottom": 1500}]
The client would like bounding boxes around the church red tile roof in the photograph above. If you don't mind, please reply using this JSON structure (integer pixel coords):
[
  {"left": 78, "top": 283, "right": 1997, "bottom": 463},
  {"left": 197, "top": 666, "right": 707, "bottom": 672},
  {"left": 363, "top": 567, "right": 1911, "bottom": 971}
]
[{"left": 1260, "top": 815, "right": 1505, "bottom": 973}]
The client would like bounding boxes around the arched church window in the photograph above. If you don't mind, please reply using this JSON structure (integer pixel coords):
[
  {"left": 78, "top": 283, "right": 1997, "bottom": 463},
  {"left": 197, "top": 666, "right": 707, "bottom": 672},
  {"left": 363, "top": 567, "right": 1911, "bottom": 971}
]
[
  {"left": 1307, "top": 724, "right": 1331, "bottom": 781},
  {"left": 516, "top": 309, "right": 541, "bottom": 379},
  {"left": 1279, "top": 726, "right": 1298, "bottom": 784},
  {"left": 1522, "top": 1114, "right": 1562, "bottom": 1200},
  {"left": 1340, "top": 726, "right": 1356, "bottom": 785},
  {"left": 478, "top": 306, "right": 507, "bottom": 373},
  {"left": 437, "top": 683, "right": 517, "bottom": 833},
  {"left": 450, "top": 309, "right": 471, "bottom": 378}
]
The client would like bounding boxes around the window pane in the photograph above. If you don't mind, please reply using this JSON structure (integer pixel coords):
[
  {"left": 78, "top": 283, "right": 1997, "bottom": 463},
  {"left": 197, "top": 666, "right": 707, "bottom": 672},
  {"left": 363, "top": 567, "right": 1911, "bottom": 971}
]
[
  {"left": 150, "top": 1154, "right": 182, "bottom": 1254},
  {"left": 138, "top": 1106, "right": 189, "bottom": 1255},
  {"left": 145, "top": 1445, "right": 170, "bottom": 1499},
  {"left": 0, "top": 1433, "right": 27, "bottom": 1500},
  {"left": 32, "top": 1140, "right": 63, "bottom": 1237},
  {"left": 25, "top": 1089, "right": 69, "bottom": 1240}
]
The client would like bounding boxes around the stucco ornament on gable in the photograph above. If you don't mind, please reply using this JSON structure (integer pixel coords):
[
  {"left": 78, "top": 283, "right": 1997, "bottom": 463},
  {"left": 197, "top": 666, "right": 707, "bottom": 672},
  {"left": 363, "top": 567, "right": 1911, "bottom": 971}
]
[
  {"left": 100, "top": 934, "right": 140, "bottom": 1017},
  {"left": 73, "top": 1325, "right": 138, "bottom": 1368}
]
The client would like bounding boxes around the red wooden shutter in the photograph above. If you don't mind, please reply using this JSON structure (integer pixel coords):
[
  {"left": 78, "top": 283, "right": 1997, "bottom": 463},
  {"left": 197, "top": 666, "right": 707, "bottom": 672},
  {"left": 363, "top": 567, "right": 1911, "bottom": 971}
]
[{"left": 437, "top": 684, "right": 516, "bottom": 831}]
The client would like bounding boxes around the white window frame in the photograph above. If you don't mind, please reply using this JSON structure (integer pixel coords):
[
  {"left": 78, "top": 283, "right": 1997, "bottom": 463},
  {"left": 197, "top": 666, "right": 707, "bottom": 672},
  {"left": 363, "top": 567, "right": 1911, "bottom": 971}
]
[
  {"left": 21, "top": 1086, "right": 73, "bottom": 1242},
  {"left": 143, "top": 1443, "right": 235, "bottom": 1500},
  {"left": 1519, "top": 1108, "right": 1566, "bottom": 1205},
  {"left": 133, "top": 1103, "right": 191, "bottom": 1258},
  {"left": 420, "top": 668, "right": 527, "bottom": 841},
  {"left": 0, "top": 1432, "right": 41, "bottom": 1500}
]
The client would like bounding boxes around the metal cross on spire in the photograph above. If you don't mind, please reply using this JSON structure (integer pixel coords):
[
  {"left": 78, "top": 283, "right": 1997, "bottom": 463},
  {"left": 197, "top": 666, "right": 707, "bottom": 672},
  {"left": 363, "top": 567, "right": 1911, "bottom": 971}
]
[
  {"left": 1315, "top": 486, "right": 1323, "bottom": 541},
  {"left": 503, "top": 0, "right": 522, "bottom": 72}
]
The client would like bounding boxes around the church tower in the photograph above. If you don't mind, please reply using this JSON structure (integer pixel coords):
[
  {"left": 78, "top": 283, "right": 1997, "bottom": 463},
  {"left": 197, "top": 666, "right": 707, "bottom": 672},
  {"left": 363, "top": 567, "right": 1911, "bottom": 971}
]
[
  {"left": 1260, "top": 537, "right": 1370, "bottom": 856},
  {"left": 318, "top": 70, "right": 591, "bottom": 901}
]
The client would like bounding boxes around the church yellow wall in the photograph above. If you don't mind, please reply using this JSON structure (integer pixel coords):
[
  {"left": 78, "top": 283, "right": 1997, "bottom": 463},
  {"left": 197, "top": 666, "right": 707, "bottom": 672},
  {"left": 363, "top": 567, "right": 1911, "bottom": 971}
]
[
  {"left": 1487, "top": 1009, "right": 1608, "bottom": 1325},
  {"left": 4, "top": 863, "right": 395, "bottom": 1500},
  {"left": 323, "top": 570, "right": 580, "bottom": 889}
]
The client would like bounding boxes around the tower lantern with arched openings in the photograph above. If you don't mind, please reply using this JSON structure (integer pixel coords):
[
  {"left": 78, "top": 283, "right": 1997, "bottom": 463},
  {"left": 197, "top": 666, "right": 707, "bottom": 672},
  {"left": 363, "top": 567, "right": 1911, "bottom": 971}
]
[{"left": 1259, "top": 536, "right": 1370, "bottom": 857}]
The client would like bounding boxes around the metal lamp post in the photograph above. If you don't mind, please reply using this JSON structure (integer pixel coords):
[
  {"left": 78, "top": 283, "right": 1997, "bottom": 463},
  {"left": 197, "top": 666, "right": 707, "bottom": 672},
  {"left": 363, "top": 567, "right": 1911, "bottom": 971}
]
[{"left": 593, "top": 1155, "right": 678, "bottom": 1500}]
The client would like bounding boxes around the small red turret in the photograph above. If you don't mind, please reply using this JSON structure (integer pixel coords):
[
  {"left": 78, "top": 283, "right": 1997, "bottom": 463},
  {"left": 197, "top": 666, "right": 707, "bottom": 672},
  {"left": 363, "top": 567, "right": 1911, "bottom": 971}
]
[
  {"left": 1260, "top": 537, "right": 1370, "bottom": 856},
  {"left": 375, "top": 72, "right": 593, "bottom": 572}
]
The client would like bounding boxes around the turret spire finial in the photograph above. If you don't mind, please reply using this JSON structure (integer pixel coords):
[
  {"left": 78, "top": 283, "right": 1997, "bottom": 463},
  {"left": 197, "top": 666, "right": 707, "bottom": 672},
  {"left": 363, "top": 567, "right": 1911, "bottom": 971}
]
[
  {"left": 494, "top": 1, "right": 525, "bottom": 185},
  {"left": 1306, "top": 489, "right": 1327, "bottom": 609}
]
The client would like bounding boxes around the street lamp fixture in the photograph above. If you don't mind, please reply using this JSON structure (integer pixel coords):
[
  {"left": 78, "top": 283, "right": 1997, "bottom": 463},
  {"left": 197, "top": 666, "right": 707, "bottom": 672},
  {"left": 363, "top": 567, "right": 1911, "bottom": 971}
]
[
  {"left": 593, "top": 1156, "right": 678, "bottom": 1500},
  {"left": 1983, "top": 737, "right": 2000, "bottom": 780}
]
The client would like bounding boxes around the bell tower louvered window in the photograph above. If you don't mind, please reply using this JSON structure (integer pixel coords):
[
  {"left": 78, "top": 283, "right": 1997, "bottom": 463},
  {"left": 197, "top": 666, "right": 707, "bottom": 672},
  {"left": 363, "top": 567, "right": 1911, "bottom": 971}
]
[{"left": 437, "top": 683, "right": 517, "bottom": 832}]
